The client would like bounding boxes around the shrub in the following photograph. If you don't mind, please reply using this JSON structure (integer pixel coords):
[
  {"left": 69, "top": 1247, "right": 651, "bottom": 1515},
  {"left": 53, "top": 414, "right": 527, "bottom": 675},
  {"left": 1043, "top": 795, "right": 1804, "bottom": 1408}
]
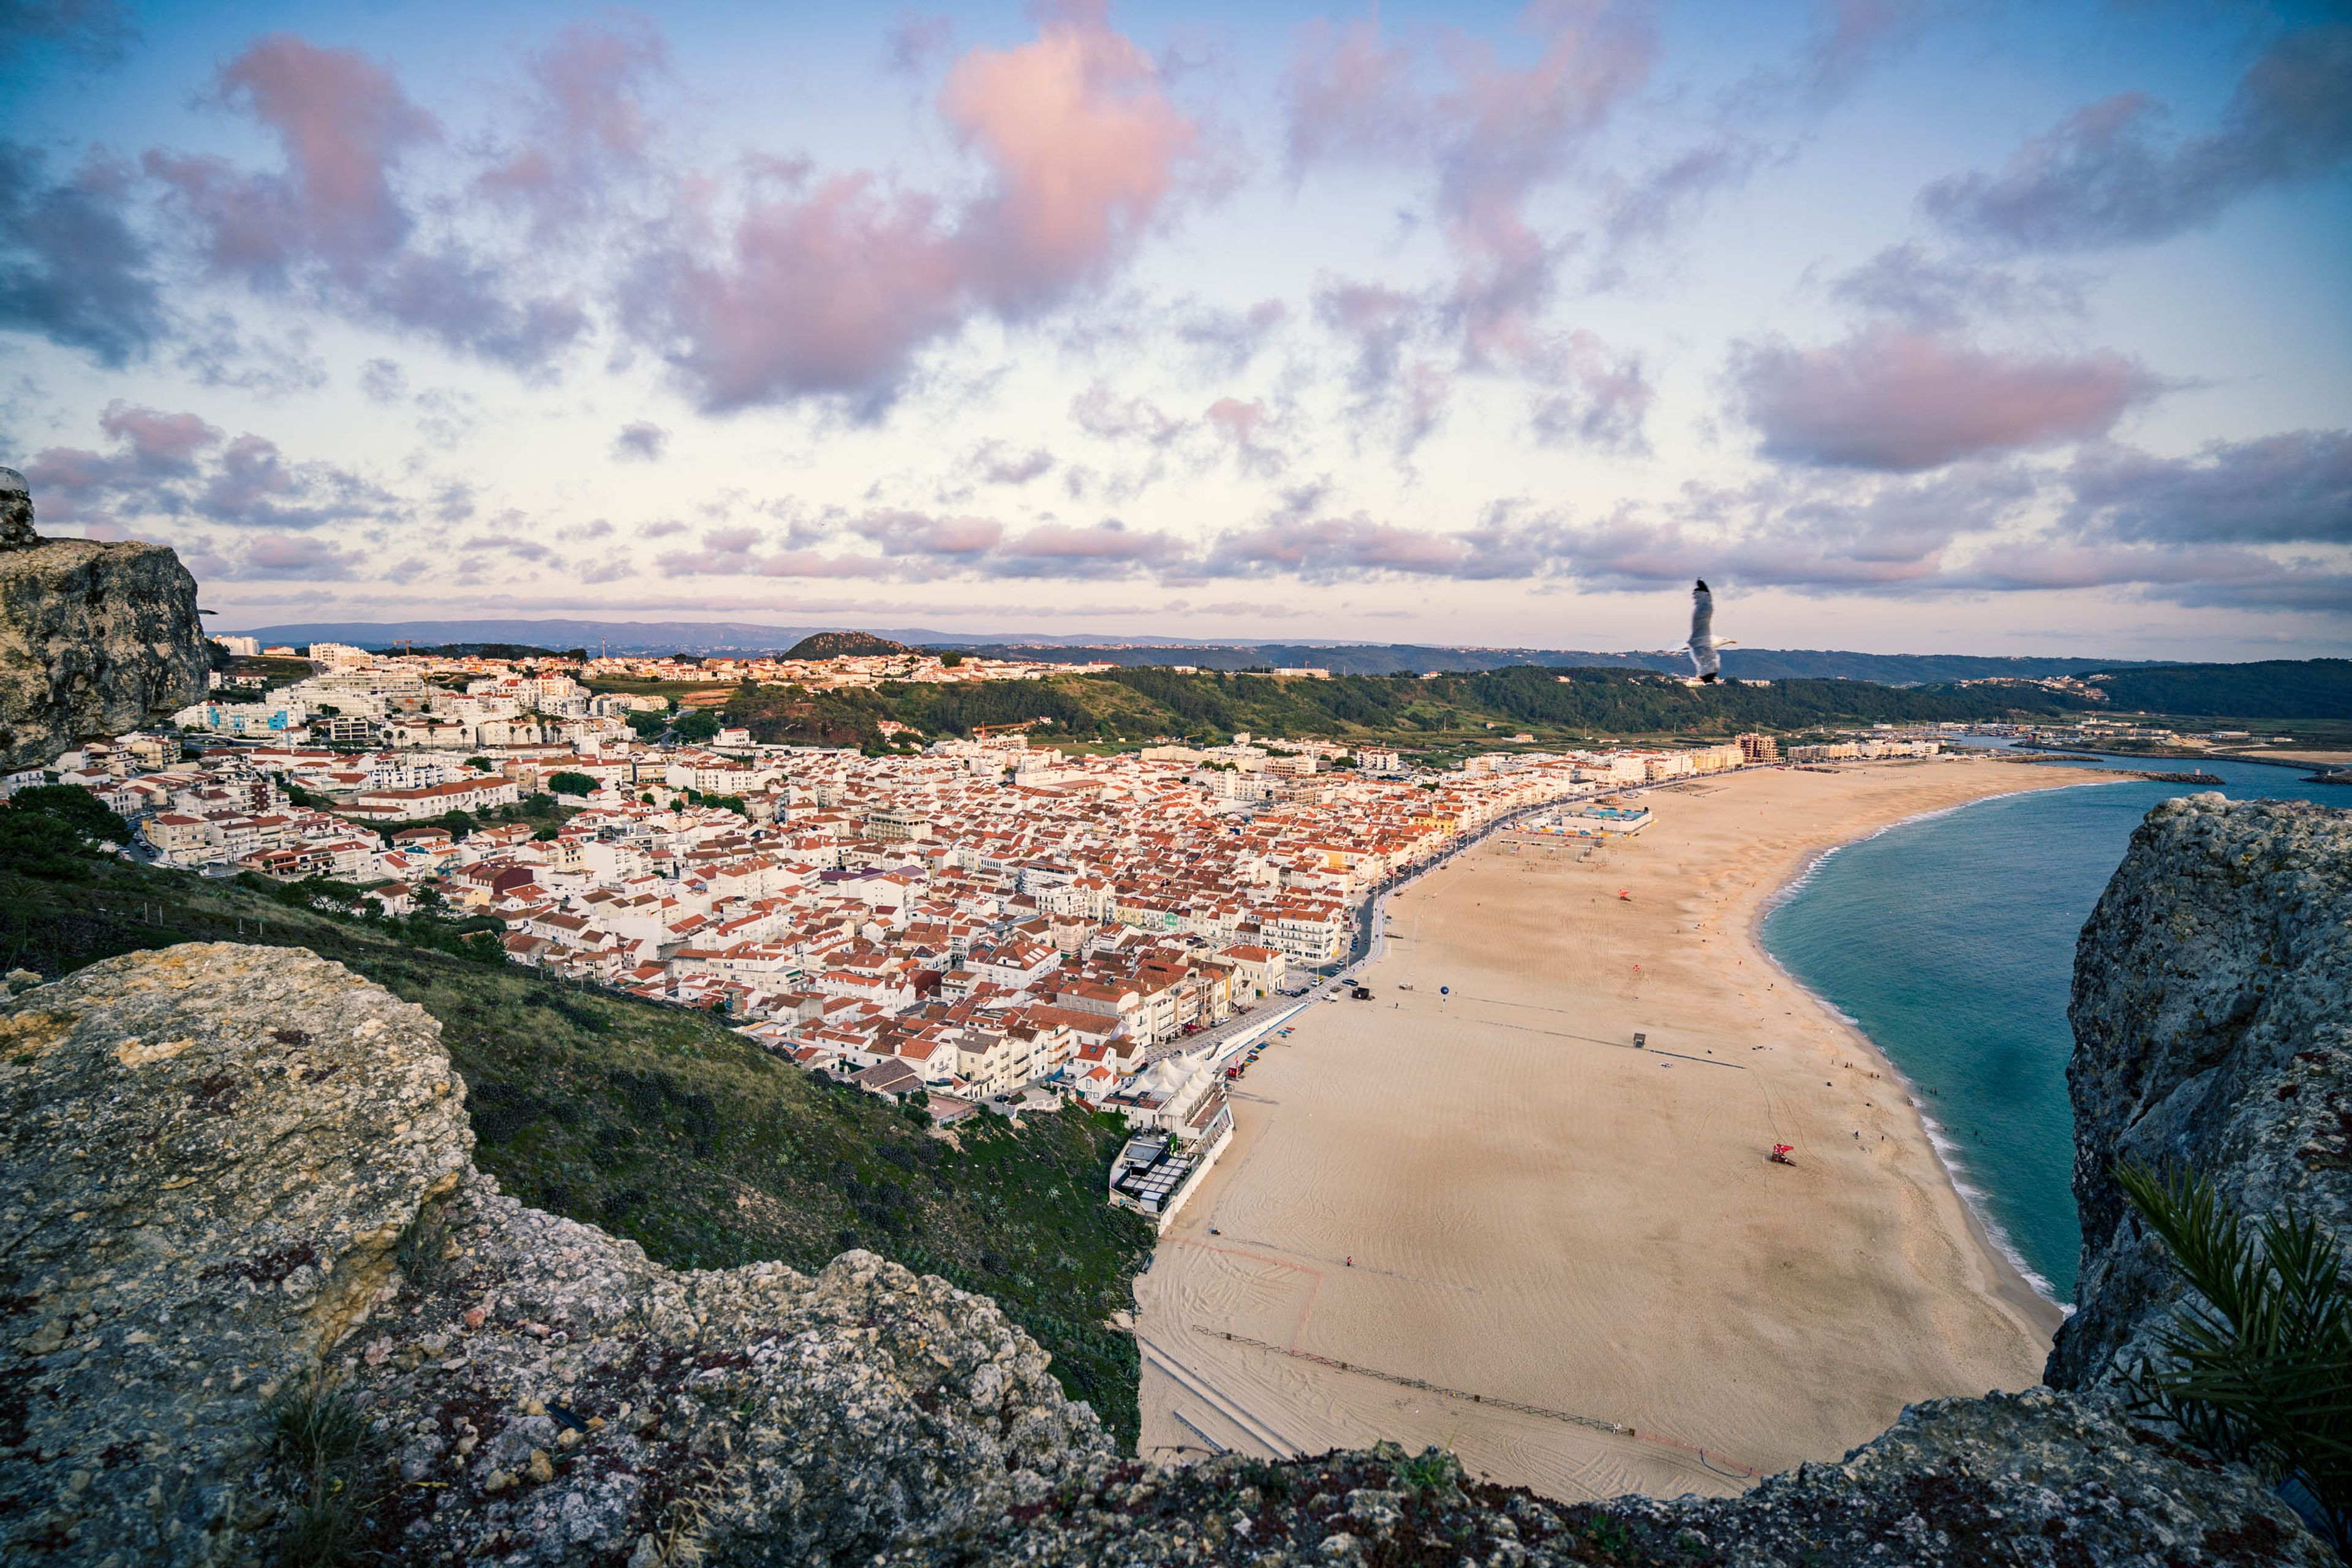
[
  {"left": 0, "top": 785, "right": 132, "bottom": 876},
  {"left": 2117, "top": 1161, "right": 2351, "bottom": 1550},
  {"left": 547, "top": 771, "right": 598, "bottom": 797}
]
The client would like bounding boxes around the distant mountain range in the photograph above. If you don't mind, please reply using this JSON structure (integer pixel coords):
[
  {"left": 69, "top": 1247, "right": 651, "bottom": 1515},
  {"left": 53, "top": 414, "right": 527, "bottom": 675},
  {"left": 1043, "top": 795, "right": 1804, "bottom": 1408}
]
[{"left": 225, "top": 617, "right": 2170, "bottom": 685}]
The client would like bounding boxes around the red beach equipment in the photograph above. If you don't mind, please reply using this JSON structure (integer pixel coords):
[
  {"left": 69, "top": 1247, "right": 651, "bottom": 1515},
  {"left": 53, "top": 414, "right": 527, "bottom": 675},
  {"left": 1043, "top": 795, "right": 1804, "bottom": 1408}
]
[{"left": 1769, "top": 1144, "right": 1796, "bottom": 1166}]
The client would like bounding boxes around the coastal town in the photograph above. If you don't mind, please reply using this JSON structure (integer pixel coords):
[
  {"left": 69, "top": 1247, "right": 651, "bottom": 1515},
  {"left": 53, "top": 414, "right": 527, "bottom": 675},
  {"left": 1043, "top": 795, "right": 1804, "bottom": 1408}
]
[{"left": 24, "top": 639, "right": 1973, "bottom": 1218}]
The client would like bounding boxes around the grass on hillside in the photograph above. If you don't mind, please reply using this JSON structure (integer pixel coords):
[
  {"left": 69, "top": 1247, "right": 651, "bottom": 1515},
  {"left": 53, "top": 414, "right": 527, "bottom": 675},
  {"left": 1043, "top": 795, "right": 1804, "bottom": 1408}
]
[
  {"left": 0, "top": 850, "right": 1158, "bottom": 1447},
  {"left": 717, "top": 664, "right": 2096, "bottom": 753}
]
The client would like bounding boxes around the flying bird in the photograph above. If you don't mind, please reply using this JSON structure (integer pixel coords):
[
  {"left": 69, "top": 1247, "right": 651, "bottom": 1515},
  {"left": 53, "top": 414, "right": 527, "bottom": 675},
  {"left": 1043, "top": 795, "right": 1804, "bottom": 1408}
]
[{"left": 1684, "top": 579, "right": 1734, "bottom": 683}]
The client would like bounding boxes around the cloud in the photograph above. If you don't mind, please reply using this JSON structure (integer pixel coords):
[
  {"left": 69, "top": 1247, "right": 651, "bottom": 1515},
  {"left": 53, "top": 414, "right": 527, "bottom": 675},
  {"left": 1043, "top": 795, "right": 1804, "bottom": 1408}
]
[
  {"left": 173, "top": 311, "right": 328, "bottom": 394},
  {"left": 477, "top": 20, "right": 666, "bottom": 238},
  {"left": 1204, "top": 509, "right": 1564, "bottom": 581},
  {"left": 1285, "top": 2, "right": 1655, "bottom": 367},
  {"left": 147, "top": 34, "right": 438, "bottom": 284},
  {"left": 25, "top": 412, "right": 391, "bottom": 534},
  {"left": 1730, "top": 325, "right": 2162, "bottom": 470},
  {"left": 1922, "top": 24, "right": 2352, "bottom": 252},
  {"left": 1311, "top": 277, "right": 1451, "bottom": 462},
  {"left": 626, "top": 6, "right": 1202, "bottom": 411},
  {"left": 885, "top": 12, "right": 955, "bottom": 76},
  {"left": 1204, "top": 396, "right": 1289, "bottom": 476},
  {"left": 855, "top": 507, "right": 1004, "bottom": 555},
  {"left": 1526, "top": 333, "right": 1650, "bottom": 454},
  {"left": 359, "top": 358, "right": 407, "bottom": 402},
  {"left": 2064, "top": 431, "right": 2352, "bottom": 546},
  {"left": 0, "top": 142, "right": 163, "bottom": 366},
  {"left": 98, "top": 402, "right": 223, "bottom": 475},
  {"left": 991, "top": 518, "right": 1183, "bottom": 576},
  {"left": 143, "top": 34, "right": 584, "bottom": 368},
  {"left": 232, "top": 532, "right": 361, "bottom": 579},
  {"left": 1, "top": 0, "right": 138, "bottom": 72},
  {"left": 1070, "top": 380, "right": 1186, "bottom": 447},
  {"left": 967, "top": 440, "right": 1054, "bottom": 485},
  {"left": 1173, "top": 297, "right": 1289, "bottom": 378},
  {"left": 1825, "top": 243, "right": 2088, "bottom": 331},
  {"left": 612, "top": 421, "right": 669, "bottom": 462},
  {"left": 1589, "top": 138, "right": 1762, "bottom": 288}
]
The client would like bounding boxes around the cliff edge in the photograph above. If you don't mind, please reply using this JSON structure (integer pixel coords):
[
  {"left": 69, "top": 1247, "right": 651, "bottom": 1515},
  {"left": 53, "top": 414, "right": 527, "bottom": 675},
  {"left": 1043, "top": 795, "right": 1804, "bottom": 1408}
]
[
  {"left": 2052, "top": 794, "right": 2352, "bottom": 1394},
  {"left": 4, "top": 797, "right": 2343, "bottom": 1567},
  {"left": 0, "top": 467, "right": 208, "bottom": 771}
]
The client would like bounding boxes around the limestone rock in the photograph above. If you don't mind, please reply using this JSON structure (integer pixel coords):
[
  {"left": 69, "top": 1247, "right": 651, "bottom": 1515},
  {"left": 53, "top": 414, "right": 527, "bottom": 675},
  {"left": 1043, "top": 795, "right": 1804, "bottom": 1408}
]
[
  {"left": 0, "top": 944, "right": 1112, "bottom": 1566},
  {"left": 2051, "top": 794, "right": 2352, "bottom": 1393},
  {"left": 0, "top": 470, "right": 206, "bottom": 769},
  {"left": 905, "top": 1395, "right": 2328, "bottom": 1566},
  {"left": 1, "top": 467, "right": 34, "bottom": 548}
]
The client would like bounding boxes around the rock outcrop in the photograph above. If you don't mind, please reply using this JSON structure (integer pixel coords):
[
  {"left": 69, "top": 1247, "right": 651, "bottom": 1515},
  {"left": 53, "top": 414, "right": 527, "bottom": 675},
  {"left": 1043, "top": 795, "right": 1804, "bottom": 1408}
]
[
  {"left": 4, "top": 792, "right": 2344, "bottom": 1567},
  {"left": 0, "top": 947, "right": 1110, "bottom": 1567},
  {"left": 0, "top": 467, "right": 207, "bottom": 771},
  {"left": 2052, "top": 795, "right": 2352, "bottom": 1395}
]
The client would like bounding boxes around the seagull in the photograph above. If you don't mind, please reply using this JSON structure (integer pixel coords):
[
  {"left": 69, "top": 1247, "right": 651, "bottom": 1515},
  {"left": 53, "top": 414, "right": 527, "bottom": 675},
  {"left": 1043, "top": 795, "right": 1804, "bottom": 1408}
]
[{"left": 1683, "top": 579, "right": 1735, "bottom": 683}]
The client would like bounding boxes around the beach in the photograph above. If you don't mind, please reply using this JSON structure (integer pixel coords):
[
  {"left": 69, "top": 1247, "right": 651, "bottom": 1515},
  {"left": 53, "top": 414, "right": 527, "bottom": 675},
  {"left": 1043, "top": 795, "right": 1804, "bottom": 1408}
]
[{"left": 1133, "top": 755, "right": 2105, "bottom": 1500}]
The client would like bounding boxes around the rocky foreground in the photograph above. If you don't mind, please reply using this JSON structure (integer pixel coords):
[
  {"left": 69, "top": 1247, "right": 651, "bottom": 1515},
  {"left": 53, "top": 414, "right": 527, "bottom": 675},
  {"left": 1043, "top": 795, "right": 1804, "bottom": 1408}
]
[{"left": 3, "top": 794, "right": 2345, "bottom": 1566}]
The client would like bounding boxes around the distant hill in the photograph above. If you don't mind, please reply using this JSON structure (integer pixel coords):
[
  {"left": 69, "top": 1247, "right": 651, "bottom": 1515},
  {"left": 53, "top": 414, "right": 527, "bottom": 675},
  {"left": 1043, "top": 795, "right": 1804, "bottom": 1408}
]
[
  {"left": 2081, "top": 658, "right": 2352, "bottom": 720},
  {"left": 722, "top": 663, "right": 2100, "bottom": 750},
  {"left": 950, "top": 643, "right": 2161, "bottom": 683},
  {"left": 783, "top": 630, "right": 915, "bottom": 660}
]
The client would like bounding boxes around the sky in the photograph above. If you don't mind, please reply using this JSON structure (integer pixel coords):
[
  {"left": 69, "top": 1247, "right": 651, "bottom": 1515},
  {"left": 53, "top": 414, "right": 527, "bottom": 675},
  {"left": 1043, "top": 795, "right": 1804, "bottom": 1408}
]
[{"left": 2, "top": 1, "right": 2349, "bottom": 657}]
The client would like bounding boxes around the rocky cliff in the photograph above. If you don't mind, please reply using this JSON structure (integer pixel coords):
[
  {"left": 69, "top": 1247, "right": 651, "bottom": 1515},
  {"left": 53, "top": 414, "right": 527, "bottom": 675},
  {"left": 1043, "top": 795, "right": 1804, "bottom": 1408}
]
[
  {"left": 2052, "top": 794, "right": 2352, "bottom": 1395},
  {"left": 3, "top": 792, "right": 2343, "bottom": 1568},
  {"left": 0, "top": 467, "right": 208, "bottom": 771}
]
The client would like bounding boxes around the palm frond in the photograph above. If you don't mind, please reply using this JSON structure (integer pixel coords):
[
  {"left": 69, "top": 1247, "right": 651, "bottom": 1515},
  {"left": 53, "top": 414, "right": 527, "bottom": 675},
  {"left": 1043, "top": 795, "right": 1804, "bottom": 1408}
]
[{"left": 2116, "top": 1160, "right": 2352, "bottom": 1551}]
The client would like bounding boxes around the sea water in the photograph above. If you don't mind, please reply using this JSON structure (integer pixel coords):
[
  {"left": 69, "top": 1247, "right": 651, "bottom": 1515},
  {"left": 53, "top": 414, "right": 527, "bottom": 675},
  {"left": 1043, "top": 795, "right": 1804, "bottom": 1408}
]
[{"left": 1760, "top": 753, "right": 2343, "bottom": 1303}]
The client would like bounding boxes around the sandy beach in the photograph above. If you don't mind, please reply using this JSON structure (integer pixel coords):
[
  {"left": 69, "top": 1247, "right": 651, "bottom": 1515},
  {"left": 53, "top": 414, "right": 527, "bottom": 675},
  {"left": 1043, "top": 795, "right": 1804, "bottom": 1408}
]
[{"left": 1134, "top": 755, "right": 2108, "bottom": 1500}]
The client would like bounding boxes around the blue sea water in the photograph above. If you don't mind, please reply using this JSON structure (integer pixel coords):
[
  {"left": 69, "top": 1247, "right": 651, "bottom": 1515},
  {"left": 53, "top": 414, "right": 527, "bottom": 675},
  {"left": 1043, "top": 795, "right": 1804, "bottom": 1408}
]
[{"left": 1759, "top": 752, "right": 2343, "bottom": 1303}]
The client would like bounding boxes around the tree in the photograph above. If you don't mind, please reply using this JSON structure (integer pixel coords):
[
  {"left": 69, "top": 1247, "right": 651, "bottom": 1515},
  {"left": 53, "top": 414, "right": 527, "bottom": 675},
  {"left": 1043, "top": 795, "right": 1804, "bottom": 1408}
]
[
  {"left": 0, "top": 785, "right": 131, "bottom": 876},
  {"left": 464, "top": 756, "right": 494, "bottom": 772},
  {"left": 434, "top": 809, "right": 475, "bottom": 840},
  {"left": 938, "top": 652, "right": 965, "bottom": 668},
  {"left": 674, "top": 709, "right": 720, "bottom": 743},
  {"left": 547, "top": 770, "right": 598, "bottom": 797},
  {"left": 625, "top": 710, "right": 668, "bottom": 741}
]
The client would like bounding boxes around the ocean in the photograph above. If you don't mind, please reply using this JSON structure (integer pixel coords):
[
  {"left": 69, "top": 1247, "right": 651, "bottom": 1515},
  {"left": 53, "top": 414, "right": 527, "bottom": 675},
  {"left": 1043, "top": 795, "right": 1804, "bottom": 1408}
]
[{"left": 1759, "top": 752, "right": 2343, "bottom": 1304}]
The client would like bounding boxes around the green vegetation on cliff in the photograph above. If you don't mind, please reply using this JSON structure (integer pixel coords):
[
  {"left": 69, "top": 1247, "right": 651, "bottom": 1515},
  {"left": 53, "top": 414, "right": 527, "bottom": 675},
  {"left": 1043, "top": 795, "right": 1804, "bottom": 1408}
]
[
  {"left": 0, "top": 842, "right": 1157, "bottom": 1447},
  {"left": 723, "top": 663, "right": 2095, "bottom": 752}
]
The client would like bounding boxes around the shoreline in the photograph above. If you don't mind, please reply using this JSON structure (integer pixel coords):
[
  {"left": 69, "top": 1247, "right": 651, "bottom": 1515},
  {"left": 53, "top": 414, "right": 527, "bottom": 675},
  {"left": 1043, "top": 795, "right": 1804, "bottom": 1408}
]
[
  {"left": 1744, "top": 775, "right": 2130, "bottom": 1330},
  {"left": 1134, "top": 756, "right": 2111, "bottom": 1496}
]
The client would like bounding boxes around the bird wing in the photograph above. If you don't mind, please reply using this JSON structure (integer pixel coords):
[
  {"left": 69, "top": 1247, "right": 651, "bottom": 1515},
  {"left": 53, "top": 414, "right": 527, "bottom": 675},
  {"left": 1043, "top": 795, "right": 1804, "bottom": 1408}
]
[{"left": 1689, "top": 582, "right": 1714, "bottom": 644}]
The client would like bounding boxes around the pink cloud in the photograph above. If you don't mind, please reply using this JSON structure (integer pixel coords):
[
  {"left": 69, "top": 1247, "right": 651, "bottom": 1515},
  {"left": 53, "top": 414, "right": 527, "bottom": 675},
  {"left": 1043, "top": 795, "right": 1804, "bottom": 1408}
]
[
  {"left": 993, "top": 519, "right": 1183, "bottom": 574},
  {"left": 1731, "top": 326, "right": 2163, "bottom": 471},
  {"left": 857, "top": 508, "right": 1005, "bottom": 556},
  {"left": 99, "top": 402, "right": 224, "bottom": 475},
  {"left": 478, "top": 21, "right": 667, "bottom": 236},
  {"left": 1285, "top": 3, "right": 1654, "bottom": 369},
  {"left": 630, "top": 6, "right": 1201, "bottom": 410},
  {"left": 942, "top": 6, "right": 1197, "bottom": 313},
  {"left": 148, "top": 34, "right": 437, "bottom": 283}
]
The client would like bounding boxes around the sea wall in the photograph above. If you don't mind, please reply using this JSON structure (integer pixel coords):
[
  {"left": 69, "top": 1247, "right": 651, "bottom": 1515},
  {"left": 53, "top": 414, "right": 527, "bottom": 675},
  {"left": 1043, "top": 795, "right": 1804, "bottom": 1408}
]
[
  {"left": 2051, "top": 794, "right": 2352, "bottom": 1395},
  {"left": 7, "top": 932, "right": 2332, "bottom": 1564},
  {"left": 0, "top": 467, "right": 208, "bottom": 771}
]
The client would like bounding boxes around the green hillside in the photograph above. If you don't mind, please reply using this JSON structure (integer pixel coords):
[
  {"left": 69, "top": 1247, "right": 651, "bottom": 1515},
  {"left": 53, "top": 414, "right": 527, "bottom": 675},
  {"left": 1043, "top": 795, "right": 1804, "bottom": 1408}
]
[
  {"left": 783, "top": 630, "right": 916, "bottom": 660},
  {"left": 724, "top": 663, "right": 2094, "bottom": 752},
  {"left": 2083, "top": 658, "right": 2352, "bottom": 721},
  {"left": 0, "top": 837, "right": 1157, "bottom": 1447}
]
